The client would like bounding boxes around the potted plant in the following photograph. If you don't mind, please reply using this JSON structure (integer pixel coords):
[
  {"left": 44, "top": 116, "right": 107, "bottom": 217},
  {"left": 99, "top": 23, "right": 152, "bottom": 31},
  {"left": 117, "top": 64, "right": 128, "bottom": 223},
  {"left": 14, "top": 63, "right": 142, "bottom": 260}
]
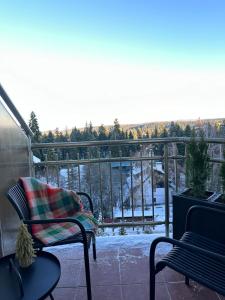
[
  {"left": 220, "top": 153, "right": 225, "bottom": 201},
  {"left": 214, "top": 150, "right": 225, "bottom": 204},
  {"left": 173, "top": 133, "right": 221, "bottom": 240},
  {"left": 185, "top": 134, "right": 210, "bottom": 198}
]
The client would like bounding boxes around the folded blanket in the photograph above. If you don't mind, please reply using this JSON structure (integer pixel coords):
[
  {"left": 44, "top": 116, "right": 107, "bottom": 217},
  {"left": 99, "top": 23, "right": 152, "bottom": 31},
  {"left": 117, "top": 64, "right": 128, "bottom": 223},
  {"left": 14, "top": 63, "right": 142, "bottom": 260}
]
[{"left": 20, "top": 177, "right": 98, "bottom": 244}]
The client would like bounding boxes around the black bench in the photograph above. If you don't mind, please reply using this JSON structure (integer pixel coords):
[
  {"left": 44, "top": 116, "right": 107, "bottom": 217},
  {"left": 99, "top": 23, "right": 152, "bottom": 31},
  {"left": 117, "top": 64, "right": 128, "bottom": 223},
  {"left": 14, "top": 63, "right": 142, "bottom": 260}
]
[{"left": 150, "top": 205, "right": 225, "bottom": 300}]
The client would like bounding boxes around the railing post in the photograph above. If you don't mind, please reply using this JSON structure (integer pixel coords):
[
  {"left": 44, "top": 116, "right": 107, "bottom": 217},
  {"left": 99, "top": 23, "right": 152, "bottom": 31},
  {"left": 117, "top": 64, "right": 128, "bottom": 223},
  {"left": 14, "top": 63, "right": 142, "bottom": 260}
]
[
  {"left": 119, "top": 149, "right": 124, "bottom": 222},
  {"left": 109, "top": 151, "right": 114, "bottom": 225},
  {"left": 87, "top": 151, "right": 92, "bottom": 198},
  {"left": 173, "top": 143, "right": 179, "bottom": 193},
  {"left": 140, "top": 144, "right": 145, "bottom": 230},
  {"left": 98, "top": 150, "right": 103, "bottom": 223},
  {"left": 130, "top": 150, "right": 134, "bottom": 230},
  {"left": 66, "top": 152, "right": 70, "bottom": 189},
  {"left": 77, "top": 152, "right": 81, "bottom": 191},
  {"left": 164, "top": 143, "right": 170, "bottom": 237},
  {"left": 55, "top": 153, "right": 60, "bottom": 187},
  {"left": 150, "top": 148, "right": 155, "bottom": 223},
  {"left": 44, "top": 153, "right": 49, "bottom": 183}
]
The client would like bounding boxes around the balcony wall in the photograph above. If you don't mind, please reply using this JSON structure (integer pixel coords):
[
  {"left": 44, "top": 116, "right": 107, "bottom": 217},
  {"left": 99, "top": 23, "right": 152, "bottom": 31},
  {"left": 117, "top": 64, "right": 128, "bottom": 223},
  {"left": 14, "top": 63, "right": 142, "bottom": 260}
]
[{"left": 0, "top": 99, "right": 31, "bottom": 256}]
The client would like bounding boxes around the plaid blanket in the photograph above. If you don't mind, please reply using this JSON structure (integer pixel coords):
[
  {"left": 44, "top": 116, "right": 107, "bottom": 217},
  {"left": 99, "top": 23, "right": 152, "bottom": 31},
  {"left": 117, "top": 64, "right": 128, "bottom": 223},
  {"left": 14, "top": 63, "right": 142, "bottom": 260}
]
[{"left": 20, "top": 177, "right": 98, "bottom": 245}]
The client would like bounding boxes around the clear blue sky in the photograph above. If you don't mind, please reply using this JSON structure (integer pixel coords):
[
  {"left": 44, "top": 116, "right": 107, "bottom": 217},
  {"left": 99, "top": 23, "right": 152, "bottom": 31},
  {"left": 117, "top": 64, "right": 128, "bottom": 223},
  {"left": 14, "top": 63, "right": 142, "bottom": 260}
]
[{"left": 1, "top": 1, "right": 225, "bottom": 130}]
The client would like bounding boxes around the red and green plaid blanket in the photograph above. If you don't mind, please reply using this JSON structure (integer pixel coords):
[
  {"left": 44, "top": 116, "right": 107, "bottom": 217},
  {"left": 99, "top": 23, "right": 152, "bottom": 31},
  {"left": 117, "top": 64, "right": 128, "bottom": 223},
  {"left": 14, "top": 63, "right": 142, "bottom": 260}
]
[{"left": 20, "top": 177, "right": 98, "bottom": 245}]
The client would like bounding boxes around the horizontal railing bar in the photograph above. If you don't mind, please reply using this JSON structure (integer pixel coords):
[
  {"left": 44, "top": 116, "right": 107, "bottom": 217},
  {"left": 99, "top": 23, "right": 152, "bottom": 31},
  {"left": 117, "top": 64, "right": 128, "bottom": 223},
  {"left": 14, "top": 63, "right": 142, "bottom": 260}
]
[
  {"left": 34, "top": 156, "right": 225, "bottom": 166},
  {"left": 98, "top": 220, "right": 166, "bottom": 228},
  {"left": 35, "top": 156, "right": 163, "bottom": 165},
  {"left": 210, "top": 158, "right": 225, "bottom": 164},
  {"left": 0, "top": 83, "right": 33, "bottom": 137},
  {"left": 31, "top": 137, "right": 225, "bottom": 149},
  {"left": 33, "top": 155, "right": 186, "bottom": 166}
]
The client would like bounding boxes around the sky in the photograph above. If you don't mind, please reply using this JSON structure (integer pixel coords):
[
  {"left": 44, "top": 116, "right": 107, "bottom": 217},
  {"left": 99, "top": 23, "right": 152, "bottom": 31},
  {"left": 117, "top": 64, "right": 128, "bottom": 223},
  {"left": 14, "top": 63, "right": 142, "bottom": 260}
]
[{"left": 0, "top": 0, "right": 225, "bottom": 131}]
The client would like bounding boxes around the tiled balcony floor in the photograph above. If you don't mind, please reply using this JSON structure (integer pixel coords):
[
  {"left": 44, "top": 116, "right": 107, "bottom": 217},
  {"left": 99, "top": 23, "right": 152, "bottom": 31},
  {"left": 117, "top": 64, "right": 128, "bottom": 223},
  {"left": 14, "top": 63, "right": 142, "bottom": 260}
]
[{"left": 47, "top": 234, "right": 225, "bottom": 300}]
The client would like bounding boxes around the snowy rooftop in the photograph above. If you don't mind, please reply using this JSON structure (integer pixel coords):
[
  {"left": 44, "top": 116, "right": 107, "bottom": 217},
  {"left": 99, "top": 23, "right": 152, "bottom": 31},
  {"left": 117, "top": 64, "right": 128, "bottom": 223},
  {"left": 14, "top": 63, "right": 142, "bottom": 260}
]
[{"left": 47, "top": 234, "right": 222, "bottom": 300}]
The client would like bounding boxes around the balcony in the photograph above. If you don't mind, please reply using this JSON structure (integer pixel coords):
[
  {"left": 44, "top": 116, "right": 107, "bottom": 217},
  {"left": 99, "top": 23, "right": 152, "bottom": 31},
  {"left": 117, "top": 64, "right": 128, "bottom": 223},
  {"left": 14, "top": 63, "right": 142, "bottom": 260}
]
[{"left": 30, "top": 138, "right": 225, "bottom": 299}]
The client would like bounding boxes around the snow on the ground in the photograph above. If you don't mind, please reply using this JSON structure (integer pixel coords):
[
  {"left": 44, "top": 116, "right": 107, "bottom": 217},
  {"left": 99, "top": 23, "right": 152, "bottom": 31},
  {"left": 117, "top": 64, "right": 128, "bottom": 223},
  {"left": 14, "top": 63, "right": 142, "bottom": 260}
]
[
  {"left": 47, "top": 233, "right": 173, "bottom": 257},
  {"left": 33, "top": 155, "right": 41, "bottom": 163},
  {"left": 113, "top": 204, "right": 172, "bottom": 220}
]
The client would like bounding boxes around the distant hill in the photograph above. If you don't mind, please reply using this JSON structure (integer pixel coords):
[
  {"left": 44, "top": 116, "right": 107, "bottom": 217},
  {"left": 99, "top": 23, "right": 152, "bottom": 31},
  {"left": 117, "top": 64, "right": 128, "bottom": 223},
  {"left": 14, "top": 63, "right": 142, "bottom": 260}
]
[
  {"left": 44, "top": 117, "right": 225, "bottom": 135},
  {"left": 80, "top": 117, "right": 225, "bottom": 132}
]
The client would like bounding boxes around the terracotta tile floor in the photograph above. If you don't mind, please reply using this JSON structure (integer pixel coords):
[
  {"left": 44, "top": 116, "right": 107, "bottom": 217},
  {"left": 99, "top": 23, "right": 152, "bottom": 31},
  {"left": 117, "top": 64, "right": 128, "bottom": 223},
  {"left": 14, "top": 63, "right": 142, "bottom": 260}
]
[{"left": 46, "top": 235, "right": 224, "bottom": 300}]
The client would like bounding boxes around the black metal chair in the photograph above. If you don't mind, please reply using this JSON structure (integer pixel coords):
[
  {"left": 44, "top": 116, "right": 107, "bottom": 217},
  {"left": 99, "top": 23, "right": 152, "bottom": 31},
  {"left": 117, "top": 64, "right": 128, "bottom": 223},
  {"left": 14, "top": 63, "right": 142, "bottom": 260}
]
[
  {"left": 150, "top": 205, "right": 225, "bottom": 300},
  {"left": 7, "top": 182, "right": 97, "bottom": 300}
]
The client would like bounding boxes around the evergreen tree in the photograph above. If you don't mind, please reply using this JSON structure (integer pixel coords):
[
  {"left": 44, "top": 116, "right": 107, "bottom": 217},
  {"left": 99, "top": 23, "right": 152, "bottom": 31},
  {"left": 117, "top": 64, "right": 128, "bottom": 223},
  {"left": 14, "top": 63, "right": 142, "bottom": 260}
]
[
  {"left": 137, "top": 128, "right": 142, "bottom": 139},
  {"left": 28, "top": 111, "right": 41, "bottom": 143},
  {"left": 145, "top": 130, "right": 150, "bottom": 138},
  {"left": 54, "top": 127, "right": 60, "bottom": 141},
  {"left": 128, "top": 131, "right": 134, "bottom": 139},
  {"left": 184, "top": 124, "right": 192, "bottom": 137},
  {"left": 46, "top": 131, "right": 55, "bottom": 143},
  {"left": 70, "top": 127, "right": 82, "bottom": 158},
  {"left": 98, "top": 124, "right": 108, "bottom": 156},
  {"left": 112, "top": 118, "right": 121, "bottom": 139},
  {"left": 132, "top": 128, "right": 138, "bottom": 140},
  {"left": 151, "top": 126, "right": 158, "bottom": 138},
  {"left": 186, "top": 133, "right": 210, "bottom": 197},
  {"left": 151, "top": 126, "right": 159, "bottom": 155}
]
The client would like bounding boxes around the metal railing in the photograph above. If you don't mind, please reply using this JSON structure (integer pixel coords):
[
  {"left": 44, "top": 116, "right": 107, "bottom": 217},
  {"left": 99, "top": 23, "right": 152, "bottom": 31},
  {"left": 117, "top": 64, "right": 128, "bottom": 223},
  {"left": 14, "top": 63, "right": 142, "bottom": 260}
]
[
  {"left": 0, "top": 83, "right": 33, "bottom": 137},
  {"left": 31, "top": 137, "right": 225, "bottom": 236}
]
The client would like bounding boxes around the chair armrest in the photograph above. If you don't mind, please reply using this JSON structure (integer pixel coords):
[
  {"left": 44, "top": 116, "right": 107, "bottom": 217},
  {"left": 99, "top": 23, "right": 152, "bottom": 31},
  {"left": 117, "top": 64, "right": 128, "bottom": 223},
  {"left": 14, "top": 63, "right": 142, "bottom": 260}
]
[
  {"left": 150, "top": 236, "right": 225, "bottom": 270},
  {"left": 24, "top": 218, "right": 89, "bottom": 245},
  {"left": 76, "top": 192, "right": 94, "bottom": 213}
]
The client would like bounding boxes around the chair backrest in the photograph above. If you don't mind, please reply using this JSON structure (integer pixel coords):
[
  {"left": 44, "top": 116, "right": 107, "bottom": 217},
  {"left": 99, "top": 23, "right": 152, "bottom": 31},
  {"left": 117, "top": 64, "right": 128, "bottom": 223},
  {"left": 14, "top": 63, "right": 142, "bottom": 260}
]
[{"left": 7, "top": 183, "right": 30, "bottom": 220}]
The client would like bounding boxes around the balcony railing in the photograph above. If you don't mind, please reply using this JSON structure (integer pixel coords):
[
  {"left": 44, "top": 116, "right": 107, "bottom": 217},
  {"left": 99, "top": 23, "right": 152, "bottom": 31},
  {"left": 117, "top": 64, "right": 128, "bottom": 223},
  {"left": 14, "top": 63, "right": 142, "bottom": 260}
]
[{"left": 31, "top": 137, "right": 225, "bottom": 236}]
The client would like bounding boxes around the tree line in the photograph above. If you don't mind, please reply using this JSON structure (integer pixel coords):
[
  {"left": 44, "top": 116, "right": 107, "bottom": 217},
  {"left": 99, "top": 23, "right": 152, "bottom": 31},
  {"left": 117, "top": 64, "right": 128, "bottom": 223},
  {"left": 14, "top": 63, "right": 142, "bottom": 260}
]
[{"left": 29, "top": 111, "right": 225, "bottom": 160}]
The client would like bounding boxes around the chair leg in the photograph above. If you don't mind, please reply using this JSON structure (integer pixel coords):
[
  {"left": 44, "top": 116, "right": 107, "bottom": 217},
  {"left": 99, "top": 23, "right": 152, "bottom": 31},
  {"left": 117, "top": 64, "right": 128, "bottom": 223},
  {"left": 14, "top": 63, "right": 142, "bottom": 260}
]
[
  {"left": 150, "top": 269, "right": 155, "bottom": 300},
  {"left": 92, "top": 235, "right": 97, "bottom": 260},
  {"left": 49, "top": 293, "right": 54, "bottom": 300},
  {"left": 185, "top": 276, "right": 190, "bottom": 286},
  {"left": 83, "top": 243, "right": 92, "bottom": 300},
  {"left": 149, "top": 240, "right": 158, "bottom": 300}
]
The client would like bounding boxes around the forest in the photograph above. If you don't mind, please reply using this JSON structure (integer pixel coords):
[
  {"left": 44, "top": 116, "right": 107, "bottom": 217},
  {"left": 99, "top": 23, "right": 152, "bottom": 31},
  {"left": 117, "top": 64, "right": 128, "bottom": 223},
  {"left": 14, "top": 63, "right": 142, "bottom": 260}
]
[{"left": 29, "top": 111, "right": 225, "bottom": 161}]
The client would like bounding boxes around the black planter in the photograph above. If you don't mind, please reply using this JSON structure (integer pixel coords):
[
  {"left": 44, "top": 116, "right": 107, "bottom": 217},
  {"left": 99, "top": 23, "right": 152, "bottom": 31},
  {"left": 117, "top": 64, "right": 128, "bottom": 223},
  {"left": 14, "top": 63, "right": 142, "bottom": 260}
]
[{"left": 173, "top": 189, "right": 222, "bottom": 240}]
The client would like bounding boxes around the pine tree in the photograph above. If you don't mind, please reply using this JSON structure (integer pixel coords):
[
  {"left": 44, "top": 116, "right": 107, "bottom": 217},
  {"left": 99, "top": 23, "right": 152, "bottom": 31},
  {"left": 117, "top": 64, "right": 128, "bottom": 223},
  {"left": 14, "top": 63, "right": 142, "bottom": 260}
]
[
  {"left": 184, "top": 124, "right": 192, "bottom": 137},
  {"left": 28, "top": 111, "right": 41, "bottom": 142},
  {"left": 112, "top": 118, "right": 121, "bottom": 139},
  {"left": 128, "top": 131, "right": 134, "bottom": 139},
  {"left": 98, "top": 124, "right": 108, "bottom": 140},
  {"left": 137, "top": 128, "right": 142, "bottom": 139}
]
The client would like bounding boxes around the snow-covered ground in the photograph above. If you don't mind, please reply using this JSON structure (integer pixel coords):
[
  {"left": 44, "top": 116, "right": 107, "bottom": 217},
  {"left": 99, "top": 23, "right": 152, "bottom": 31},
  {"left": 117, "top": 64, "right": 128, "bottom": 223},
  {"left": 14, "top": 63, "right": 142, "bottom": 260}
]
[{"left": 47, "top": 233, "right": 173, "bottom": 258}]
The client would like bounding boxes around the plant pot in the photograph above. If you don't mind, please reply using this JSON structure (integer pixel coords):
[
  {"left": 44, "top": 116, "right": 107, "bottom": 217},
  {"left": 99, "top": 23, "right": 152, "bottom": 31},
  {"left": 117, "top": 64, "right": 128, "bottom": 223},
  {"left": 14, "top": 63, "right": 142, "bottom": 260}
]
[
  {"left": 173, "top": 189, "right": 222, "bottom": 240},
  {"left": 214, "top": 195, "right": 225, "bottom": 205}
]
